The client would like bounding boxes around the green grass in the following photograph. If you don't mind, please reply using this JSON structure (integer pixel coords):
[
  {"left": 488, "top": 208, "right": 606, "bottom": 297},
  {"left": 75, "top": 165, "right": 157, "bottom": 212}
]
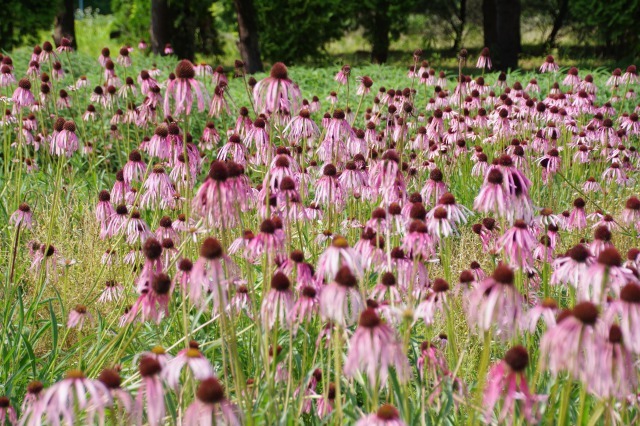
[{"left": 0, "top": 37, "right": 639, "bottom": 425}]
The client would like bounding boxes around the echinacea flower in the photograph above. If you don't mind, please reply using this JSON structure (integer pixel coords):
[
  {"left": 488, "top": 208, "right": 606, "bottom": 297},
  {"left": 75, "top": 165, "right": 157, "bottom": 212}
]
[
  {"left": 164, "top": 341, "right": 216, "bottom": 390},
  {"left": 12, "top": 78, "right": 35, "bottom": 108},
  {"left": 344, "top": 308, "right": 410, "bottom": 386},
  {"left": 163, "top": 60, "right": 206, "bottom": 117},
  {"left": 355, "top": 404, "right": 406, "bottom": 426},
  {"left": 190, "top": 238, "right": 239, "bottom": 311},
  {"left": 97, "top": 368, "right": 133, "bottom": 415},
  {"left": 133, "top": 356, "right": 166, "bottom": 426},
  {"left": 9, "top": 202, "right": 33, "bottom": 229},
  {"left": 253, "top": 62, "right": 301, "bottom": 115},
  {"left": 184, "top": 377, "right": 241, "bottom": 426},
  {"left": 476, "top": 47, "right": 492, "bottom": 70},
  {"left": 36, "top": 370, "right": 112, "bottom": 426},
  {"left": 467, "top": 264, "right": 524, "bottom": 340},
  {"left": 67, "top": 304, "right": 91, "bottom": 329},
  {"left": 483, "top": 346, "right": 540, "bottom": 423},
  {"left": 540, "top": 302, "right": 601, "bottom": 378},
  {"left": 320, "top": 266, "right": 365, "bottom": 327},
  {"left": 260, "top": 272, "right": 295, "bottom": 330}
]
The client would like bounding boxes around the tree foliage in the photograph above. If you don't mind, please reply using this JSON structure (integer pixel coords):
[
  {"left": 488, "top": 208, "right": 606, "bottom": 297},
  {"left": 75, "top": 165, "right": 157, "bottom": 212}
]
[
  {"left": 0, "top": 0, "right": 58, "bottom": 50},
  {"left": 253, "top": 0, "right": 347, "bottom": 64},
  {"left": 569, "top": 0, "right": 640, "bottom": 57}
]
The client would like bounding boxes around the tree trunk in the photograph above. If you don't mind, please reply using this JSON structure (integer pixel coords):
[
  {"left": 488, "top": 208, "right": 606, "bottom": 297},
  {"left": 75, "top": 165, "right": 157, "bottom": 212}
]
[
  {"left": 371, "top": 2, "right": 391, "bottom": 64},
  {"left": 170, "top": 0, "right": 196, "bottom": 60},
  {"left": 495, "top": 0, "right": 520, "bottom": 70},
  {"left": 482, "top": 0, "right": 497, "bottom": 50},
  {"left": 53, "top": 0, "right": 76, "bottom": 49},
  {"left": 546, "top": 0, "right": 569, "bottom": 47},
  {"left": 453, "top": 0, "right": 467, "bottom": 51},
  {"left": 151, "top": 0, "right": 171, "bottom": 56},
  {"left": 235, "top": 0, "right": 263, "bottom": 73}
]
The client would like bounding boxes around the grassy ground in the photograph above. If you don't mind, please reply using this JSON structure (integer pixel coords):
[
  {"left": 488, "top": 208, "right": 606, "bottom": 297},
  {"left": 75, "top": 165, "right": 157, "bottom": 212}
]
[{"left": 0, "top": 17, "right": 639, "bottom": 425}]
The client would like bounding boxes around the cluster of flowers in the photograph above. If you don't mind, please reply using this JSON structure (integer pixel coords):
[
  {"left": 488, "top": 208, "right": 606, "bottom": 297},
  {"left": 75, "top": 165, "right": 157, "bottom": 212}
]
[{"left": 3, "top": 40, "right": 640, "bottom": 425}]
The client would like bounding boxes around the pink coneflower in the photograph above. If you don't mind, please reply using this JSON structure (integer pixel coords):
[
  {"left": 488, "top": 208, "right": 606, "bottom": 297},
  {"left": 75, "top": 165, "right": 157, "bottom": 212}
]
[
  {"left": 55, "top": 37, "right": 72, "bottom": 54},
  {"left": 344, "top": 308, "right": 410, "bottom": 386},
  {"left": 129, "top": 272, "right": 173, "bottom": 324},
  {"left": 540, "top": 55, "right": 559, "bottom": 73},
  {"left": 193, "top": 161, "right": 239, "bottom": 228},
  {"left": 355, "top": 404, "right": 406, "bottom": 426},
  {"left": 0, "top": 65, "right": 16, "bottom": 87},
  {"left": 320, "top": 266, "right": 365, "bottom": 327},
  {"left": 622, "top": 65, "right": 638, "bottom": 84},
  {"left": 401, "top": 220, "right": 436, "bottom": 260},
  {"left": 184, "top": 377, "right": 241, "bottom": 426},
  {"left": 370, "top": 272, "right": 402, "bottom": 303},
  {"left": 334, "top": 65, "right": 351, "bottom": 84},
  {"left": 253, "top": 62, "right": 301, "bottom": 115},
  {"left": 164, "top": 60, "right": 206, "bottom": 117},
  {"left": 209, "top": 84, "right": 230, "bottom": 117},
  {"left": 497, "top": 220, "right": 536, "bottom": 270},
  {"left": 12, "top": 78, "right": 35, "bottom": 108},
  {"left": 586, "top": 324, "right": 637, "bottom": 399},
  {"left": 415, "top": 278, "right": 450, "bottom": 326},
  {"left": 551, "top": 243, "right": 594, "bottom": 292},
  {"left": 466, "top": 264, "right": 523, "bottom": 339},
  {"left": 9, "top": 202, "right": 33, "bottom": 229},
  {"left": 420, "top": 168, "right": 448, "bottom": 204},
  {"left": 67, "top": 304, "right": 91, "bottom": 329},
  {"left": 356, "top": 75, "right": 374, "bottom": 96},
  {"left": 98, "top": 47, "right": 110, "bottom": 67},
  {"left": 608, "top": 283, "right": 640, "bottom": 354},
  {"left": 116, "top": 46, "right": 132, "bottom": 67},
  {"left": 476, "top": 47, "right": 492, "bottom": 70},
  {"left": 140, "top": 165, "right": 176, "bottom": 209},
  {"left": 283, "top": 109, "right": 320, "bottom": 142},
  {"left": 246, "top": 218, "right": 286, "bottom": 260},
  {"left": 190, "top": 238, "right": 239, "bottom": 311},
  {"left": 20, "top": 381, "right": 44, "bottom": 423},
  {"left": 589, "top": 225, "right": 614, "bottom": 258},
  {"left": 0, "top": 397, "right": 16, "bottom": 426},
  {"left": 98, "top": 280, "right": 124, "bottom": 303},
  {"left": 567, "top": 197, "right": 587, "bottom": 230},
  {"left": 51, "top": 120, "right": 79, "bottom": 157},
  {"left": 622, "top": 196, "right": 640, "bottom": 226},
  {"left": 426, "top": 206, "right": 456, "bottom": 239},
  {"left": 97, "top": 368, "right": 133, "bottom": 416},
  {"left": 95, "top": 189, "right": 115, "bottom": 226},
  {"left": 316, "top": 235, "right": 362, "bottom": 281},
  {"left": 37, "top": 370, "right": 111, "bottom": 425},
  {"left": 583, "top": 247, "right": 638, "bottom": 302},
  {"left": 164, "top": 43, "right": 174, "bottom": 55},
  {"left": 217, "top": 133, "right": 247, "bottom": 165},
  {"left": 540, "top": 302, "right": 601, "bottom": 378},
  {"left": 483, "top": 346, "right": 539, "bottom": 423},
  {"left": 522, "top": 298, "right": 557, "bottom": 332},
  {"left": 134, "top": 357, "right": 166, "bottom": 426},
  {"left": 164, "top": 341, "right": 215, "bottom": 390},
  {"left": 582, "top": 176, "right": 602, "bottom": 193},
  {"left": 261, "top": 272, "right": 295, "bottom": 330},
  {"left": 473, "top": 167, "right": 509, "bottom": 217},
  {"left": 290, "top": 286, "right": 319, "bottom": 331}
]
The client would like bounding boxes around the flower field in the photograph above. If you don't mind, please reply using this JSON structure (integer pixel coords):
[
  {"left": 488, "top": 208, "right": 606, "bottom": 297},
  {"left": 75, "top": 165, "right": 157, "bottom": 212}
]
[{"left": 1, "top": 43, "right": 639, "bottom": 425}]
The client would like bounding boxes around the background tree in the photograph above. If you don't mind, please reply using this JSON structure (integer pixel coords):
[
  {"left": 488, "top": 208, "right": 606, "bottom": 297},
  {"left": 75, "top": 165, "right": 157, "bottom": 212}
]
[
  {"left": 424, "top": 0, "right": 468, "bottom": 52},
  {"left": 0, "top": 0, "right": 57, "bottom": 51},
  {"left": 234, "top": 0, "right": 263, "bottom": 73},
  {"left": 114, "top": 0, "right": 221, "bottom": 60},
  {"left": 53, "top": 0, "right": 77, "bottom": 48},
  {"left": 569, "top": 0, "right": 640, "bottom": 58},
  {"left": 354, "top": 0, "right": 421, "bottom": 63},
  {"left": 253, "top": 0, "right": 346, "bottom": 64}
]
